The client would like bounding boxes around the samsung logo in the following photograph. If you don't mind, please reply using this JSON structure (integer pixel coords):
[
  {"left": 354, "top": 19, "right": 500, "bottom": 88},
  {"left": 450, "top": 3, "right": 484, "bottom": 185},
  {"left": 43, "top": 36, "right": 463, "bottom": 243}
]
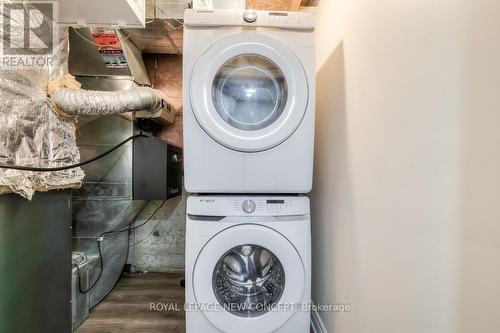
[
  {"left": 197, "top": 10, "right": 214, "bottom": 14},
  {"left": 269, "top": 12, "right": 288, "bottom": 17}
]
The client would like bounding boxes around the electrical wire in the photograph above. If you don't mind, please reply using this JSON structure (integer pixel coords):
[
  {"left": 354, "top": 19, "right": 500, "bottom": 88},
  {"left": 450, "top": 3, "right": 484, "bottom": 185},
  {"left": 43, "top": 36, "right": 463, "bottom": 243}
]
[
  {"left": 71, "top": 27, "right": 135, "bottom": 47},
  {"left": 102, "top": 200, "right": 167, "bottom": 237},
  {"left": 151, "top": 0, "right": 183, "bottom": 25},
  {"left": 70, "top": 5, "right": 183, "bottom": 51},
  {"left": 74, "top": 200, "right": 167, "bottom": 294},
  {"left": 150, "top": 0, "right": 184, "bottom": 30},
  {"left": 1, "top": 132, "right": 164, "bottom": 293},
  {"left": 2, "top": 133, "right": 154, "bottom": 292},
  {"left": 71, "top": 0, "right": 184, "bottom": 46},
  {"left": 0, "top": 134, "right": 147, "bottom": 172},
  {"left": 128, "top": 196, "right": 181, "bottom": 247},
  {"left": 73, "top": 240, "right": 105, "bottom": 294}
]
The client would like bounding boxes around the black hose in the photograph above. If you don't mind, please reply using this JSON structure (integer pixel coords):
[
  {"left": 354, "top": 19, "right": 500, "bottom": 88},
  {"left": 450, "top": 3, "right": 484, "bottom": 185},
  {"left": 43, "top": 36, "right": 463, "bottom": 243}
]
[{"left": 0, "top": 134, "right": 148, "bottom": 172}]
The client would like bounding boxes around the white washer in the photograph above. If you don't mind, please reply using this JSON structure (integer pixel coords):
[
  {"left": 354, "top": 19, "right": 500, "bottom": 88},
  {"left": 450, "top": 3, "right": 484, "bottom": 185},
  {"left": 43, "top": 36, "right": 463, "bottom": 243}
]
[
  {"left": 183, "top": 9, "right": 315, "bottom": 193},
  {"left": 186, "top": 195, "right": 311, "bottom": 333}
]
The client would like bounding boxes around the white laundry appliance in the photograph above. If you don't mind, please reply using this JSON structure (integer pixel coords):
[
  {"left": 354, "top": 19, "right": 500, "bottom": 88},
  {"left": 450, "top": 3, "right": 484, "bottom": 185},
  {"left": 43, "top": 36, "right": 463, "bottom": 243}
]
[
  {"left": 183, "top": 9, "right": 315, "bottom": 193},
  {"left": 185, "top": 195, "right": 311, "bottom": 333}
]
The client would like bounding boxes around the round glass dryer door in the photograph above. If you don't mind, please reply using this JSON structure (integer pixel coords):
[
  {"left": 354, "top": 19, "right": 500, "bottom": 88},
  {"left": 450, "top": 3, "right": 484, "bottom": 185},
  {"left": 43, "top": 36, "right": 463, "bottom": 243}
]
[
  {"left": 192, "top": 224, "right": 306, "bottom": 333},
  {"left": 212, "top": 244, "right": 285, "bottom": 317},
  {"left": 212, "top": 55, "right": 288, "bottom": 132},
  {"left": 190, "top": 32, "right": 309, "bottom": 152}
]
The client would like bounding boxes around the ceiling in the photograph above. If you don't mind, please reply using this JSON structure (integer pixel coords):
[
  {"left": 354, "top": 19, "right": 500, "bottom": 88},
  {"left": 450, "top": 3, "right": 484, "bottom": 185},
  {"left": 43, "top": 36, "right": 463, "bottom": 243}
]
[{"left": 123, "top": 0, "right": 318, "bottom": 55}]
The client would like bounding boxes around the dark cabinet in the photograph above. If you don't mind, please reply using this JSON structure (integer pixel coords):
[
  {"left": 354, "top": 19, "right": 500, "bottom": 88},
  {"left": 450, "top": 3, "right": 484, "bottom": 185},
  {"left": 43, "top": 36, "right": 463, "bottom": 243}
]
[
  {"left": 133, "top": 136, "right": 183, "bottom": 200},
  {"left": 0, "top": 191, "right": 72, "bottom": 333}
]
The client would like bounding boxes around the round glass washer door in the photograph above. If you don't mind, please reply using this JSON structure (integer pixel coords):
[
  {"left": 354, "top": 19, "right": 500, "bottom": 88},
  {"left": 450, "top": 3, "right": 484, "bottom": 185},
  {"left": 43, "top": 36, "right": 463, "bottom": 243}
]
[
  {"left": 212, "top": 244, "right": 285, "bottom": 317},
  {"left": 193, "top": 224, "right": 306, "bottom": 333},
  {"left": 190, "top": 32, "right": 309, "bottom": 152}
]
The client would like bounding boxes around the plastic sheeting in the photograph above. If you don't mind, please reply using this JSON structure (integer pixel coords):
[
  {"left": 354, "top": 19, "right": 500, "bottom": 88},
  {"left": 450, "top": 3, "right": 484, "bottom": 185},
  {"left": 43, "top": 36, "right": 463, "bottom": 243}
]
[
  {"left": 51, "top": 87, "right": 165, "bottom": 116},
  {"left": 0, "top": 1, "right": 84, "bottom": 199}
]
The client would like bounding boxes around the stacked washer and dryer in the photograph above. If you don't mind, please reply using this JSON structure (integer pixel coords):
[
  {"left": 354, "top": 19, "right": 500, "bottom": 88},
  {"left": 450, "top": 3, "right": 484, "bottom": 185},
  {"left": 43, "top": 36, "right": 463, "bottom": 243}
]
[{"left": 183, "top": 9, "right": 315, "bottom": 333}]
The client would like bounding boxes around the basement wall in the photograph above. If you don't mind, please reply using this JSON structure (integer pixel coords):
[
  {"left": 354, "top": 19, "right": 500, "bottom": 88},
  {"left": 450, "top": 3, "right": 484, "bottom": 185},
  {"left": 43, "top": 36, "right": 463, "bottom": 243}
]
[{"left": 127, "top": 54, "right": 186, "bottom": 272}]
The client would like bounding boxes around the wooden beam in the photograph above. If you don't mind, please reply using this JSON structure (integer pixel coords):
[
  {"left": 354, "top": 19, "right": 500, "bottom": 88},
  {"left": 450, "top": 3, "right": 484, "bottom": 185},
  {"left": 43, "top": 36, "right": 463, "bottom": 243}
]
[
  {"left": 288, "top": 0, "right": 302, "bottom": 11},
  {"left": 246, "top": 0, "right": 288, "bottom": 11},
  {"left": 245, "top": 0, "right": 317, "bottom": 11}
]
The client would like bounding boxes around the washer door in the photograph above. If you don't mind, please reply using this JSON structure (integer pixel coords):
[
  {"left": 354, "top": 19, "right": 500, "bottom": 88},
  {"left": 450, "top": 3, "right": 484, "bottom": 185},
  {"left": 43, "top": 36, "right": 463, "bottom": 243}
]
[
  {"left": 190, "top": 32, "right": 309, "bottom": 152},
  {"left": 192, "top": 224, "right": 306, "bottom": 333}
]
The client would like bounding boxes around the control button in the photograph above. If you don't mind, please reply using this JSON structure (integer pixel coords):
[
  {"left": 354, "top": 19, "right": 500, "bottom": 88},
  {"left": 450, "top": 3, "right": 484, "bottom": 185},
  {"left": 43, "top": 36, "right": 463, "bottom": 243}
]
[
  {"left": 233, "top": 200, "right": 240, "bottom": 210},
  {"left": 242, "top": 200, "right": 256, "bottom": 213},
  {"left": 243, "top": 10, "right": 257, "bottom": 23}
]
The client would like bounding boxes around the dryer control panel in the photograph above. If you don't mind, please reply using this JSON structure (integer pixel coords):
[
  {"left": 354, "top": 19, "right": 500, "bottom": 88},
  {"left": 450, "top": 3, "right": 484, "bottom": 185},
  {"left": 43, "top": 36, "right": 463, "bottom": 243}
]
[
  {"left": 184, "top": 9, "right": 314, "bottom": 30},
  {"left": 188, "top": 196, "right": 310, "bottom": 217}
]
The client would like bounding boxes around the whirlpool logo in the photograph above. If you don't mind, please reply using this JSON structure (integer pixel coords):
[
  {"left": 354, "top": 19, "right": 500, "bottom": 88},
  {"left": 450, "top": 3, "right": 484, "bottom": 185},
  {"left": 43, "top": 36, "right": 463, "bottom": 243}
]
[{"left": 2, "top": 1, "right": 55, "bottom": 55}]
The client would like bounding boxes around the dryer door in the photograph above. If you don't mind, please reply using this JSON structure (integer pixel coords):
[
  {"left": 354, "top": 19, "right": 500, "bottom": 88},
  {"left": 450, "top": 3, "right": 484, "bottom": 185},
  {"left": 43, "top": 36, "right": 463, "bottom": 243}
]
[
  {"left": 189, "top": 32, "right": 309, "bottom": 152},
  {"left": 192, "top": 224, "right": 306, "bottom": 333}
]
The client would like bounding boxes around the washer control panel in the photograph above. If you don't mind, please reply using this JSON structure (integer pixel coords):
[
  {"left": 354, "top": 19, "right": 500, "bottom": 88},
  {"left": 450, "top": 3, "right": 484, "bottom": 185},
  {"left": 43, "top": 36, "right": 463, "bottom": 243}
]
[{"left": 188, "top": 196, "right": 310, "bottom": 217}]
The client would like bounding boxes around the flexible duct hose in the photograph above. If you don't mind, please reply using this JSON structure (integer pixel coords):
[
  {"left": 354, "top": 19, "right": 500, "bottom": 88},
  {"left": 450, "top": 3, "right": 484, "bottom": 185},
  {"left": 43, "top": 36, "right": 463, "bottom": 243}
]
[{"left": 50, "top": 87, "right": 164, "bottom": 116}]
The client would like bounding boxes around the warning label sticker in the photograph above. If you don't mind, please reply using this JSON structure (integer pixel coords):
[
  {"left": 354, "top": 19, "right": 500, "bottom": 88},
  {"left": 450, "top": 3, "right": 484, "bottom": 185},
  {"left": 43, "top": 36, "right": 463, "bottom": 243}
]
[{"left": 91, "top": 28, "right": 128, "bottom": 69}]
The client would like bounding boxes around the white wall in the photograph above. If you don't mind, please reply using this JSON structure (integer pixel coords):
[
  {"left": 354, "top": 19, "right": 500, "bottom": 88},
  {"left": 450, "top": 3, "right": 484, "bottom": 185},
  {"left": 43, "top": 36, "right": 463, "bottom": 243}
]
[{"left": 312, "top": 0, "right": 500, "bottom": 332}]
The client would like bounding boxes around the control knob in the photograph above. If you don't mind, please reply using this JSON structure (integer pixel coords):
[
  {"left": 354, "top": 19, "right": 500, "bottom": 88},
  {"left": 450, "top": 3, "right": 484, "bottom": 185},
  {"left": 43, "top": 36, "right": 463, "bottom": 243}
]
[
  {"left": 243, "top": 10, "right": 257, "bottom": 23},
  {"left": 242, "top": 200, "right": 256, "bottom": 213}
]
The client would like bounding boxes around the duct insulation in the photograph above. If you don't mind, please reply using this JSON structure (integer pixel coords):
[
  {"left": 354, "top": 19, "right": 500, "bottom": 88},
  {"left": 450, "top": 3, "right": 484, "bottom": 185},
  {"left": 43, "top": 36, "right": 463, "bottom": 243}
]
[
  {"left": 0, "top": 1, "right": 84, "bottom": 200},
  {"left": 0, "top": 1, "right": 163, "bottom": 199},
  {"left": 50, "top": 87, "right": 165, "bottom": 116}
]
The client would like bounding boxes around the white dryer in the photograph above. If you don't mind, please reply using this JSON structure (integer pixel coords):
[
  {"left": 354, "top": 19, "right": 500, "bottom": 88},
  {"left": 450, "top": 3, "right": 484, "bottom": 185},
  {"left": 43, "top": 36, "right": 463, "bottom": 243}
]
[
  {"left": 183, "top": 9, "right": 315, "bottom": 193},
  {"left": 185, "top": 195, "right": 311, "bottom": 333}
]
